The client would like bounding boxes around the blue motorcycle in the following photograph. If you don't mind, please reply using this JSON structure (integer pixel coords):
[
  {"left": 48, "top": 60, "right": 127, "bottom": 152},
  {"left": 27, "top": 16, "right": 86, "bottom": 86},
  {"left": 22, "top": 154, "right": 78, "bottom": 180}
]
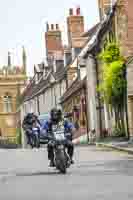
[{"left": 31, "top": 127, "right": 40, "bottom": 148}]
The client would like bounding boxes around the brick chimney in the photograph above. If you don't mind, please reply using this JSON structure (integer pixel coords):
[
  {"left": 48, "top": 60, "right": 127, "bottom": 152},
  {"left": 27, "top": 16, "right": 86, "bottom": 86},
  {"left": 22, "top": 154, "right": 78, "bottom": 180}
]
[
  {"left": 45, "top": 22, "right": 63, "bottom": 64},
  {"left": 69, "top": 8, "right": 73, "bottom": 15},
  {"left": 67, "top": 6, "right": 84, "bottom": 48},
  {"left": 76, "top": 7, "right": 80, "bottom": 15},
  {"left": 56, "top": 24, "right": 59, "bottom": 30},
  {"left": 51, "top": 24, "right": 54, "bottom": 30}
]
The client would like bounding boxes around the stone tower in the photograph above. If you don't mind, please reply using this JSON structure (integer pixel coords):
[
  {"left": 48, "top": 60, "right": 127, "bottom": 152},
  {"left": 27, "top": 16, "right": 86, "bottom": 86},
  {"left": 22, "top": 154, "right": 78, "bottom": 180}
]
[
  {"left": 67, "top": 7, "right": 84, "bottom": 48},
  {"left": 0, "top": 50, "right": 27, "bottom": 141},
  {"left": 8, "top": 51, "right": 11, "bottom": 67},
  {"left": 22, "top": 46, "right": 27, "bottom": 74}
]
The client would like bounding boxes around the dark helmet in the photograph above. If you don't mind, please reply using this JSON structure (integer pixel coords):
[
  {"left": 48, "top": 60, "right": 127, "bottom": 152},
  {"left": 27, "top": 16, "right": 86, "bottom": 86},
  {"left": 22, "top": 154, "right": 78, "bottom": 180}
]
[
  {"left": 26, "top": 113, "right": 33, "bottom": 118},
  {"left": 25, "top": 113, "right": 36, "bottom": 124},
  {"left": 50, "top": 108, "right": 62, "bottom": 123}
]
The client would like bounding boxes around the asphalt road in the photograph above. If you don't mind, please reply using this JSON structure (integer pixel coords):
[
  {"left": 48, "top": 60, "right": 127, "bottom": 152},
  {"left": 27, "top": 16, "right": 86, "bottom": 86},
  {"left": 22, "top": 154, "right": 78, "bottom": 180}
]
[{"left": 0, "top": 146, "right": 133, "bottom": 200}]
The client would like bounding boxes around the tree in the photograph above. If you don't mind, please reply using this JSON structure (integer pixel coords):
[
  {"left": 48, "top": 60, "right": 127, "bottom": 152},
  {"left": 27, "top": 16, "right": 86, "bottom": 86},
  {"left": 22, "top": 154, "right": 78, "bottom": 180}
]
[{"left": 99, "top": 43, "right": 127, "bottom": 137}]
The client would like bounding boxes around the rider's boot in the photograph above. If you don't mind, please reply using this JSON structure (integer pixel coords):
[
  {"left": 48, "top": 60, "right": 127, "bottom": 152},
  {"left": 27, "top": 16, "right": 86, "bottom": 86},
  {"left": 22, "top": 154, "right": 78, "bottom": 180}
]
[
  {"left": 71, "top": 159, "right": 74, "bottom": 164},
  {"left": 49, "top": 159, "right": 55, "bottom": 167},
  {"left": 70, "top": 156, "right": 74, "bottom": 164}
]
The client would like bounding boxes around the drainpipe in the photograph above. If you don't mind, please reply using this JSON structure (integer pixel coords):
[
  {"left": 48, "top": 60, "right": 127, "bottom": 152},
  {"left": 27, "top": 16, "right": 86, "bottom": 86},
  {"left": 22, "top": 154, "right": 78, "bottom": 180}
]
[
  {"left": 77, "top": 57, "right": 81, "bottom": 80},
  {"left": 65, "top": 72, "right": 68, "bottom": 90},
  {"left": 84, "top": 85, "right": 89, "bottom": 140},
  {"left": 93, "top": 55, "right": 103, "bottom": 139},
  {"left": 54, "top": 86, "right": 57, "bottom": 107},
  {"left": 37, "top": 96, "right": 40, "bottom": 115},
  {"left": 124, "top": 65, "right": 130, "bottom": 140}
]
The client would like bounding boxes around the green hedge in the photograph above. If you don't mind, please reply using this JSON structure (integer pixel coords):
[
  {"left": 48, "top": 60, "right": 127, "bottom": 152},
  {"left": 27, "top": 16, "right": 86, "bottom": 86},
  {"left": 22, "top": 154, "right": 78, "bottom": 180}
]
[{"left": 16, "top": 128, "right": 22, "bottom": 145}]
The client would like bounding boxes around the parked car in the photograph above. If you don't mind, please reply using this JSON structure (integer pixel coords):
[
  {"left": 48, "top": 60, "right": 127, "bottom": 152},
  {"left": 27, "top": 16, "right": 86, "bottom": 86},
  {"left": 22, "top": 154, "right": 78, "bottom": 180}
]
[
  {"left": 38, "top": 113, "right": 49, "bottom": 125},
  {"left": 38, "top": 113, "right": 50, "bottom": 144}
]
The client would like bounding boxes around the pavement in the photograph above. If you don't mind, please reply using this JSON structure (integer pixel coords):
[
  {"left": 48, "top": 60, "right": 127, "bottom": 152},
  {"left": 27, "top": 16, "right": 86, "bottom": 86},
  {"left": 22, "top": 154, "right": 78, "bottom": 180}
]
[
  {"left": 0, "top": 146, "right": 133, "bottom": 199},
  {"left": 96, "top": 139, "right": 133, "bottom": 154}
]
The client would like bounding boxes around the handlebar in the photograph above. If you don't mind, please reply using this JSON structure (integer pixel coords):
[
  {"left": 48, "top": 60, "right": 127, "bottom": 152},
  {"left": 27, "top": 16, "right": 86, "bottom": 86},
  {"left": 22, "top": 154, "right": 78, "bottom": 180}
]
[{"left": 43, "top": 132, "right": 72, "bottom": 141}]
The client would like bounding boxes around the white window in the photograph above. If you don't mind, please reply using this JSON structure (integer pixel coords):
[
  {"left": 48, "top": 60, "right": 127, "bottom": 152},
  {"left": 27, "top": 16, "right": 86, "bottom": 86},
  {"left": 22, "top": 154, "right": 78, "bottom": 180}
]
[{"left": 4, "top": 95, "right": 12, "bottom": 113}]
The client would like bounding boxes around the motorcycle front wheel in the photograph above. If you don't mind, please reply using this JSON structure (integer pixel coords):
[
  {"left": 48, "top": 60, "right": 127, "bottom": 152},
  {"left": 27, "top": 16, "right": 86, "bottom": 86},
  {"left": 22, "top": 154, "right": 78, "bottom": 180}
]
[
  {"left": 32, "top": 134, "right": 40, "bottom": 148},
  {"left": 35, "top": 135, "right": 40, "bottom": 148},
  {"left": 56, "top": 150, "right": 67, "bottom": 174}
]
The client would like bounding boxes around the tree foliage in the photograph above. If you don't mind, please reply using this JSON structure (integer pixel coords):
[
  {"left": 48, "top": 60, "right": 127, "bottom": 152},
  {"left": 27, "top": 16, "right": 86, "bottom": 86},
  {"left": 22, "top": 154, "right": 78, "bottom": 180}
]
[
  {"left": 99, "top": 43, "right": 127, "bottom": 136},
  {"left": 99, "top": 43, "right": 121, "bottom": 63}
]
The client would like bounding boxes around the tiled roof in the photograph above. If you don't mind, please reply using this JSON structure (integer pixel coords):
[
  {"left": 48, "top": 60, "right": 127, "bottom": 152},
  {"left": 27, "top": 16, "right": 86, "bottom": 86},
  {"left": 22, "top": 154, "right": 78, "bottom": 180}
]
[
  {"left": 54, "top": 65, "right": 67, "bottom": 81},
  {"left": 21, "top": 82, "right": 35, "bottom": 101},
  {"left": 81, "top": 23, "right": 100, "bottom": 38},
  {"left": 60, "top": 77, "right": 87, "bottom": 103},
  {"left": 23, "top": 62, "right": 67, "bottom": 102},
  {"left": 23, "top": 72, "right": 51, "bottom": 101},
  {"left": 80, "top": 4, "right": 117, "bottom": 59}
]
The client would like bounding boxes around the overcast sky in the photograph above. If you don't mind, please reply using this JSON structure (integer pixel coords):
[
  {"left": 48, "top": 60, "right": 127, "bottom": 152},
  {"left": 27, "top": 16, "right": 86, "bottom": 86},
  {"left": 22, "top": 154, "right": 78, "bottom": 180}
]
[{"left": 0, "top": 0, "right": 99, "bottom": 75}]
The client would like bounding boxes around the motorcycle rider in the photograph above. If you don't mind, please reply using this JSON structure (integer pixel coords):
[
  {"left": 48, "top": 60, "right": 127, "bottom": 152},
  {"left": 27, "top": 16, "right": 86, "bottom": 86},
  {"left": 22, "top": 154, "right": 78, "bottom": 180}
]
[
  {"left": 41, "top": 108, "right": 75, "bottom": 167},
  {"left": 22, "top": 112, "right": 41, "bottom": 148}
]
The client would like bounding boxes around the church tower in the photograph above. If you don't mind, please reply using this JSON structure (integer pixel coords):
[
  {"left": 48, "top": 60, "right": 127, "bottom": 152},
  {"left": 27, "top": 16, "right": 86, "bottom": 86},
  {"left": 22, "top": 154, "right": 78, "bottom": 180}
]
[
  {"left": 22, "top": 46, "right": 27, "bottom": 74},
  {"left": 0, "top": 49, "right": 27, "bottom": 142},
  {"left": 8, "top": 51, "right": 11, "bottom": 67}
]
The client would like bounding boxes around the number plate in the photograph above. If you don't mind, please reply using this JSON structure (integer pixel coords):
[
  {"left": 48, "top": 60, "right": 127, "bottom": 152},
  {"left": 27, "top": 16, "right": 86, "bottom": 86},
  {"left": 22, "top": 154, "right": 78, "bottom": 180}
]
[
  {"left": 32, "top": 128, "right": 39, "bottom": 135},
  {"left": 58, "top": 145, "right": 64, "bottom": 149},
  {"left": 55, "top": 133, "right": 65, "bottom": 141},
  {"left": 34, "top": 131, "right": 39, "bottom": 135}
]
